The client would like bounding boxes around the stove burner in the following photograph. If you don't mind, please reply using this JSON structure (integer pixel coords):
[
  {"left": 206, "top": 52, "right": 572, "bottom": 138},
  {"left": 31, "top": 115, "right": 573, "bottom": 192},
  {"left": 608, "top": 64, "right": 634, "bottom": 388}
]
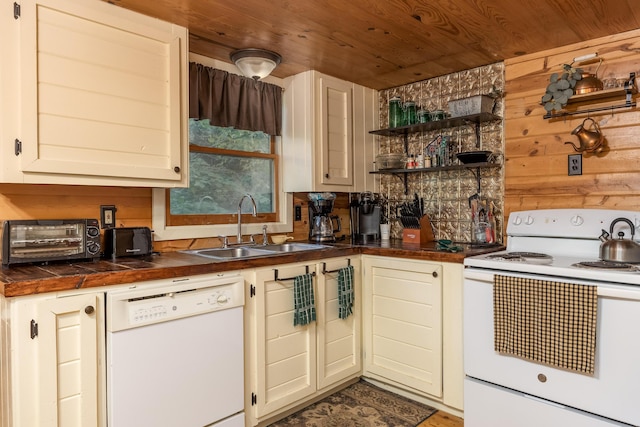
[
  {"left": 486, "top": 252, "right": 553, "bottom": 264},
  {"left": 573, "top": 261, "right": 640, "bottom": 272}
]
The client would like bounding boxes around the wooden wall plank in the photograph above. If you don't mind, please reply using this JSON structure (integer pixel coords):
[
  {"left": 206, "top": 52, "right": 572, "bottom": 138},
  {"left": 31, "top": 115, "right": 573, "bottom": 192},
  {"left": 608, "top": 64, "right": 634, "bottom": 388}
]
[
  {"left": 0, "top": 184, "right": 151, "bottom": 228},
  {"left": 503, "top": 28, "right": 640, "bottom": 225}
]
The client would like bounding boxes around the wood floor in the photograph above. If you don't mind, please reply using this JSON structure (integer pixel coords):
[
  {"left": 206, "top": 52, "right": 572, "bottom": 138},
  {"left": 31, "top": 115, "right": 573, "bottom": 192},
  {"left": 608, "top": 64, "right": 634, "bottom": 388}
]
[{"left": 417, "top": 411, "right": 464, "bottom": 427}]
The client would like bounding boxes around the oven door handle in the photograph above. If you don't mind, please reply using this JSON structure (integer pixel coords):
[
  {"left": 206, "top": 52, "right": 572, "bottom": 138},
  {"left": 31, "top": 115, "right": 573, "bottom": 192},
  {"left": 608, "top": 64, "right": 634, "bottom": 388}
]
[
  {"left": 464, "top": 269, "right": 495, "bottom": 283},
  {"left": 465, "top": 268, "right": 640, "bottom": 301},
  {"left": 597, "top": 286, "right": 640, "bottom": 301}
]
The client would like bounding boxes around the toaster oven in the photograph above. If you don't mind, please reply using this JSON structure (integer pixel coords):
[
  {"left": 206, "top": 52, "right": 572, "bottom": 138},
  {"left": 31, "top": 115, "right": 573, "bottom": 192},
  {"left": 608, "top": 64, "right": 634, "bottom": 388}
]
[{"left": 1, "top": 219, "right": 101, "bottom": 266}]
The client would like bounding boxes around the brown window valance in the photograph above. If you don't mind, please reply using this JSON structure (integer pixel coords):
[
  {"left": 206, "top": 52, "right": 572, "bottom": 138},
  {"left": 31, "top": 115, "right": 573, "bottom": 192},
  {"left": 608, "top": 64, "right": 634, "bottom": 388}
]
[{"left": 189, "top": 62, "right": 282, "bottom": 136}]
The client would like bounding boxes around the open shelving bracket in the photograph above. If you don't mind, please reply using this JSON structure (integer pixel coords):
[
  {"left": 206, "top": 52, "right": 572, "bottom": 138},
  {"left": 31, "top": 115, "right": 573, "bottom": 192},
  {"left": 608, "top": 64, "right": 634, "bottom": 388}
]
[
  {"left": 465, "top": 167, "right": 482, "bottom": 194},
  {"left": 390, "top": 172, "right": 409, "bottom": 195}
]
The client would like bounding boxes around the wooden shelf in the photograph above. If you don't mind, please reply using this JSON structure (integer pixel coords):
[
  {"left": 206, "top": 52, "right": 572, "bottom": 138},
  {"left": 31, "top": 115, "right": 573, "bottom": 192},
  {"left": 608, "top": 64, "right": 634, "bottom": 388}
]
[
  {"left": 568, "top": 86, "right": 635, "bottom": 104},
  {"left": 543, "top": 72, "right": 637, "bottom": 119}
]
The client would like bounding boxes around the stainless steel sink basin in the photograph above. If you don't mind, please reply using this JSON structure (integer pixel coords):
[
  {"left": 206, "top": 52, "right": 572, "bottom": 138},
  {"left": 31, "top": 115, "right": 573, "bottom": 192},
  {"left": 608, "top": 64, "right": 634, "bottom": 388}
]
[
  {"left": 181, "top": 242, "right": 329, "bottom": 260},
  {"left": 182, "top": 246, "right": 275, "bottom": 259},
  {"left": 263, "top": 243, "right": 329, "bottom": 252}
]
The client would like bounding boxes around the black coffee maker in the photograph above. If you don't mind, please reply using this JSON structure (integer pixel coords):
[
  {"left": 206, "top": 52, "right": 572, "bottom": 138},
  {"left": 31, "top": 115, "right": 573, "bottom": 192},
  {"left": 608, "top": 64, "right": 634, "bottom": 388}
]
[
  {"left": 350, "top": 192, "right": 381, "bottom": 243},
  {"left": 308, "top": 193, "right": 341, "bottom": 242}
]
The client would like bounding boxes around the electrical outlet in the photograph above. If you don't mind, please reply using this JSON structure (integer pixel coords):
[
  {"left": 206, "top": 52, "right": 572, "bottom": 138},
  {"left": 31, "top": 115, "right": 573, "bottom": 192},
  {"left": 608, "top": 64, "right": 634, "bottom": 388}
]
[
  {"left": 101, "top": 205, "right": 116, "bottom": 229},
  {"left": 568, "top": 154, "right": 582, "bottom": 176},
  {"left": 295, "top": 205, "right": 302, "bottom": 221}
]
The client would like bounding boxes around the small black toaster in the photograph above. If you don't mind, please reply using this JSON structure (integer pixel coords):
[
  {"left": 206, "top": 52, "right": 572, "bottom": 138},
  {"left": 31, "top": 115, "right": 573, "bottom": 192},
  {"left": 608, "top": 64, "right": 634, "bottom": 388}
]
[{"left": 104, "top": 227, "right": 153, "bottom": 258}]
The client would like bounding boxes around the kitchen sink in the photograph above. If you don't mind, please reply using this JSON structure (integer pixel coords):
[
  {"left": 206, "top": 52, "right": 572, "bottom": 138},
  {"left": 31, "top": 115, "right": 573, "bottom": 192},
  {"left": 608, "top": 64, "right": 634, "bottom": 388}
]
[
  {"left": 262, "top": 243, "right": 329, "bottom": 252},
  {"left": 182, "top": 246, "right": 275, "bottom": 259},
  {"left": 181, "top": 243, "right": 329, "bottom": 260}
]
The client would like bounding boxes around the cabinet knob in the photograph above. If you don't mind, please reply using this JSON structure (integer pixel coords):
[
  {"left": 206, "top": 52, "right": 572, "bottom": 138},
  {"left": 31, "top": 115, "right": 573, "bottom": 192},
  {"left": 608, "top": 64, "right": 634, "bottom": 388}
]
[
  {"left": 174, "top": 166, "right": 181, "bottom": 173},
  {"left": 325, "top": 173, "right": 330, "bottom": 178},
  {"left": 432, "top": 271, "right": 438, "bottom": 278},
  {"left": 84, "top": 305, "right": 95, "bottom": 315},
  {"left": 537, "top": 373, "right": 547, "bottom": 383}
]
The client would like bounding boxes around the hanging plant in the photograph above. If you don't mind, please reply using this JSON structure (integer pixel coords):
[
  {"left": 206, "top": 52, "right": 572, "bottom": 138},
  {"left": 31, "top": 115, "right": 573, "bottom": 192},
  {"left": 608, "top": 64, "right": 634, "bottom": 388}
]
[{"left": 541, "top": 64, "right": 583, "bottom": 112}]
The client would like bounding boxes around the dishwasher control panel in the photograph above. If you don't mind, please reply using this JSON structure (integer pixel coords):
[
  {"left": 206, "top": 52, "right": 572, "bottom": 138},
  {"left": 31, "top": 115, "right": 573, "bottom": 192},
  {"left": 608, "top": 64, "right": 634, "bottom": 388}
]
[
  {"left": 106, "top": 273, "right": 244, "bottom": 332},
  {"left": 128, "top": 288, "right": 235, "bottom": 325}
]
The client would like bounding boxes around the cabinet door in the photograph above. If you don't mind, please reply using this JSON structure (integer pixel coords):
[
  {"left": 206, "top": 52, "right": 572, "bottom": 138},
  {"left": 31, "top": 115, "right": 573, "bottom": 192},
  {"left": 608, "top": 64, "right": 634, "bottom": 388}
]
[
  {"left": 12, "top": 292, "right": 102, "bottom": 427},
  {"left": 362, "top": 256, "right": 443, "bottom": 397},
  {"left": 250, "top": 263, "right": 317, "bottom": 418},
  {"left": 316, "top": 257, "right": 361, "bottom": 390},
  {"left": 316, "top": 74, "right": 354, "bottom": 186},
  {"left": 17, "top": 0, "right": 188, "bottom": 186}
]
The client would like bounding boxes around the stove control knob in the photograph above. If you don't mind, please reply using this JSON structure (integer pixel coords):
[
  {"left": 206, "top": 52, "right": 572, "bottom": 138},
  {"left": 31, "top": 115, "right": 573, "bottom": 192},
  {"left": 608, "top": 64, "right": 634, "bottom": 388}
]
[
  {"left": 570, "top": 215, "right": 584, "bottom": 226},
  {"left": 512, "top": 216, "right": 522, "bottom": 225},
  {"left": 525, "top": 215, "right": 534, "bottom": 225}
]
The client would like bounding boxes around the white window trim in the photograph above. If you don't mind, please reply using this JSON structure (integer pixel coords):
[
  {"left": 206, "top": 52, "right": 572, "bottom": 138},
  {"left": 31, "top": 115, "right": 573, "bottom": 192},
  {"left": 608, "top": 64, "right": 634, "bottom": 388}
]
[{"left": 152, "top": 53, "right": 291, "bottom": 242}]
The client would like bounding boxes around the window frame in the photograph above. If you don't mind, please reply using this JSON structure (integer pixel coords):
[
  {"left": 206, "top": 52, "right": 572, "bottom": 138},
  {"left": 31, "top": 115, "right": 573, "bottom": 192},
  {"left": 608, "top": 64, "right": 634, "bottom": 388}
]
[{"left": 165, "top": 135, "right": 279, "bottom": 227}]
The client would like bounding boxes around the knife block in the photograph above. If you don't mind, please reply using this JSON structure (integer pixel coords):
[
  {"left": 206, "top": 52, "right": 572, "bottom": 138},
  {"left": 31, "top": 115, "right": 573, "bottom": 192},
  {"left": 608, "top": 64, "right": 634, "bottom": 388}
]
[{"left": 402, "top": 216, "right": 435, "bottom": 244}]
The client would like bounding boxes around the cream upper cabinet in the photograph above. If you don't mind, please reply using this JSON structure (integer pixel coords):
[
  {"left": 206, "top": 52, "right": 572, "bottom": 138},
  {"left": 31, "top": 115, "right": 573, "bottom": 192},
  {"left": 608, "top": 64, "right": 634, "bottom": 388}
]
[
  {"left": 7, "top": 291, "right": 104, "bottom": 427},
  {"left": 282, "top": 70, "right": 378, "bottom": 193},
  {"left": 362, "top": 255, "right": 443, "bottom": 397},
  {"left": 0, "top": 0, "right": 188, "bottom": 187},
  {"left": 244, "top": 256, "right": 361, "bottom": 426}
]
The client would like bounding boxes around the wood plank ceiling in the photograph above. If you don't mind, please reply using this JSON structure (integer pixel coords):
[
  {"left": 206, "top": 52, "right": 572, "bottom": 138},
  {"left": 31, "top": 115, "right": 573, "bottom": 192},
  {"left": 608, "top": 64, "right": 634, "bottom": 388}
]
[{"left": 106, "top": 0, "right": 640, "bottom": 90}]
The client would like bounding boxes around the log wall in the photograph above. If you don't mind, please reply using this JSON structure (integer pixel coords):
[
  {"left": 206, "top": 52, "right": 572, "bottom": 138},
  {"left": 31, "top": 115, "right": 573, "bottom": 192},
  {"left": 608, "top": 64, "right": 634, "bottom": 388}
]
[{"left": 504, "top": 28, "right": 640, "bottom": 220}]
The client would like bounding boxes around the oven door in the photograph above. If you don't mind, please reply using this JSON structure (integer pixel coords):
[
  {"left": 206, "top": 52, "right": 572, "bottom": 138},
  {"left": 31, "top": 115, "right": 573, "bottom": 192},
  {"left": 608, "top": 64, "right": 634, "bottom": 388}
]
[{"left": 464, "top": 267, "right": 640, "bottom": 426}]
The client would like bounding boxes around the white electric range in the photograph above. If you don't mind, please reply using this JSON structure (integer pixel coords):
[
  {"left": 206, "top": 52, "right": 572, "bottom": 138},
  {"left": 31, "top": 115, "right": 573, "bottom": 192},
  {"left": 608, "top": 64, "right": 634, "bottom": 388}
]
[{"left": 463, "top": 209, "right": 640, "bottom": 427}]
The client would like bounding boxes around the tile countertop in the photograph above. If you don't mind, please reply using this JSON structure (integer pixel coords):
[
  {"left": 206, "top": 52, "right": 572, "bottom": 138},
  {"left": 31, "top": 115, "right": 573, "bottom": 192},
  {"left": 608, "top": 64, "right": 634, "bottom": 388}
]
[{"left": 0, "top": 240, "right": 503, "bottom": 297}]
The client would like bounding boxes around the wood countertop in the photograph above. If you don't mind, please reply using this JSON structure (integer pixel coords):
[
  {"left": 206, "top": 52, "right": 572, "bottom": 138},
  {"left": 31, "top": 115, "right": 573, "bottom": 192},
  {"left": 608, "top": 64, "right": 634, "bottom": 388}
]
[{"left": 0, "top": 240, "right": 503, "bottom": 297}]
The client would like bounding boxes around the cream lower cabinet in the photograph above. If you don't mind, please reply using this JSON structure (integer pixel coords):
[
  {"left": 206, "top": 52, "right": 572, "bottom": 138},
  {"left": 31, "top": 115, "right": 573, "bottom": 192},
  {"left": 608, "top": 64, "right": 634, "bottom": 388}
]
[
  {"left": 362, "top": 255, "right": 464, "bottom": 411},
  {"left": 0, "top": 0, "right": 188, "bottom": 187},
  {"left": 244, "top": 256, "right": 361, "bottom": 426},
  {"left": 7, "top": 291, "right": 104, "bottom": 427},
  {"left": 362, "top": 255, "right": 443, "bottom": 396}
]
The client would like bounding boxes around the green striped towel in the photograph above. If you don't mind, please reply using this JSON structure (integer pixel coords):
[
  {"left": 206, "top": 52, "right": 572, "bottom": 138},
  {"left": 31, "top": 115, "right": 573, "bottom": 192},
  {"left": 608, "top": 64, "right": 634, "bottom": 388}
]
[
  {"left": 293, "top": 273, "right": 316, "bottom": 326},
  {"left": 338, "top": 265, "right": 354, "bottom": 319}
]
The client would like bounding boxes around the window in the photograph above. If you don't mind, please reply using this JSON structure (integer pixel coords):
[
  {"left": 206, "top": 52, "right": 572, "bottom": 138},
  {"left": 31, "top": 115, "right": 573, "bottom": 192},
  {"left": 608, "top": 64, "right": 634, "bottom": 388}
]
[{"left": 166, "top": 120, "right": 278, "bottom": 226}]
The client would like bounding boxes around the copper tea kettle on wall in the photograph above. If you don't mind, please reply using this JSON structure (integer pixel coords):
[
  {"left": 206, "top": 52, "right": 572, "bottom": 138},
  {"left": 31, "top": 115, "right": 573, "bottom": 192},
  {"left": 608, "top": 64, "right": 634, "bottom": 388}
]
[{"left": 565, "top": 117, "right": 605, "bottom": 155}]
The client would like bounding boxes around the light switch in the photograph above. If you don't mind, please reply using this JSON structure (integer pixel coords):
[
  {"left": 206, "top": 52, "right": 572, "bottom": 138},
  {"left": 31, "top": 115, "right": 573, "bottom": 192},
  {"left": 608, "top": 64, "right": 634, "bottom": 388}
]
[{"left": 101, "top": 205, "right": 116, "bottom": 229}]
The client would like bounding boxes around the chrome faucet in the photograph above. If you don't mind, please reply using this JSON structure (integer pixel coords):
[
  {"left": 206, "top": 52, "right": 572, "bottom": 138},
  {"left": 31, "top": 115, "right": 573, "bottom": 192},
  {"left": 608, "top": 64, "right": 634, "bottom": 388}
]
[{"left": 237, "top": 194, "right": 257, "bottom": 244}]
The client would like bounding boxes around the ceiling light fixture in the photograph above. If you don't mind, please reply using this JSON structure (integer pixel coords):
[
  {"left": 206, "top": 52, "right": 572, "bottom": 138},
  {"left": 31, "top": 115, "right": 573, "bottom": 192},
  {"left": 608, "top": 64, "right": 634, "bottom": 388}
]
[{"left": 230, "top": 48, "right": 282, "bottom": 80}]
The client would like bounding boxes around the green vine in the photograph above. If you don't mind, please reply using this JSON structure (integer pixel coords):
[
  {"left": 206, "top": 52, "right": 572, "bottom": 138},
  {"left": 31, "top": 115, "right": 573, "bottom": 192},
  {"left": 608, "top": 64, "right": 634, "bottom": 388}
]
[{"left": 541, "top": 64, "right": 583, "bottom": 112}]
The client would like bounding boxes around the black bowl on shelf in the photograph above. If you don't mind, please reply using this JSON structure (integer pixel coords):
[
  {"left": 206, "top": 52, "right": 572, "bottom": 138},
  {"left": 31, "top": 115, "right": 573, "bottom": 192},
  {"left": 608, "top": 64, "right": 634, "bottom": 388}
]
[{"left": 456, "top": 150, "right": 492, "bottom": 164}]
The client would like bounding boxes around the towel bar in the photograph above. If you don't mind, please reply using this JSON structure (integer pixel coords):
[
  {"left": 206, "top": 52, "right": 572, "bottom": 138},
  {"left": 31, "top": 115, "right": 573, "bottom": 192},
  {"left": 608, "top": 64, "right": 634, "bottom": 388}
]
[
  {"left": 274, "top": 265, "right": 316, "bottom": 281},
  {"left": 321, "top": 258, "right": 351, "bottom": 274}
]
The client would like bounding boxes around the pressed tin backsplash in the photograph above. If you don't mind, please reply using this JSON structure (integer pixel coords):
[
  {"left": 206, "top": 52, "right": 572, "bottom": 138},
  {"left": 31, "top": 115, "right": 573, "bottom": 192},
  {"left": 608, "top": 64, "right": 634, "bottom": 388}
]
[{"left": 376, "top": 62, "right": 505, "bottom": 243}]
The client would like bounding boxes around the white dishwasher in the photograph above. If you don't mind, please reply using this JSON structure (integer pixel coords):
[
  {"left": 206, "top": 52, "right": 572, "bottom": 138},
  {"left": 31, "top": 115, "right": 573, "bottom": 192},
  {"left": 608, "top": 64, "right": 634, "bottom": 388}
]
[{"left": 106, "top": 272, "right": 245, "bottom": 427}]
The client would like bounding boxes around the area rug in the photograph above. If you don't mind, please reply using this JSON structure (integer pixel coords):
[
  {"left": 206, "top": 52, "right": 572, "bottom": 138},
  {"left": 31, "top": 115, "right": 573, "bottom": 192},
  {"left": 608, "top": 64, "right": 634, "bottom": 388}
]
[{"left": 268, "top": 380, "right": 437, "bottom": 427}]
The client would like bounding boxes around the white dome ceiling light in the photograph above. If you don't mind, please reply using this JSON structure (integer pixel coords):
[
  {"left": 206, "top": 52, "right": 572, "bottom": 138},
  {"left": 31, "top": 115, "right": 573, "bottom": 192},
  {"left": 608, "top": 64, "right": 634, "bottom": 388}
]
[{"left": 230, "top": 48, "right": 282, "bottom": 80}]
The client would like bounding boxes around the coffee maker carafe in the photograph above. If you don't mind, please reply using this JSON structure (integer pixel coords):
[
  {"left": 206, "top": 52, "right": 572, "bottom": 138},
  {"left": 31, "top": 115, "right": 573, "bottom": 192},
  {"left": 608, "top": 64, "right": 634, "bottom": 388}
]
[
  {"left": 351, "top": 192, "right": 381, "bottom": 243},
  {"left": 308, "top": 193, "right": 341, "bottom": 242}
]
